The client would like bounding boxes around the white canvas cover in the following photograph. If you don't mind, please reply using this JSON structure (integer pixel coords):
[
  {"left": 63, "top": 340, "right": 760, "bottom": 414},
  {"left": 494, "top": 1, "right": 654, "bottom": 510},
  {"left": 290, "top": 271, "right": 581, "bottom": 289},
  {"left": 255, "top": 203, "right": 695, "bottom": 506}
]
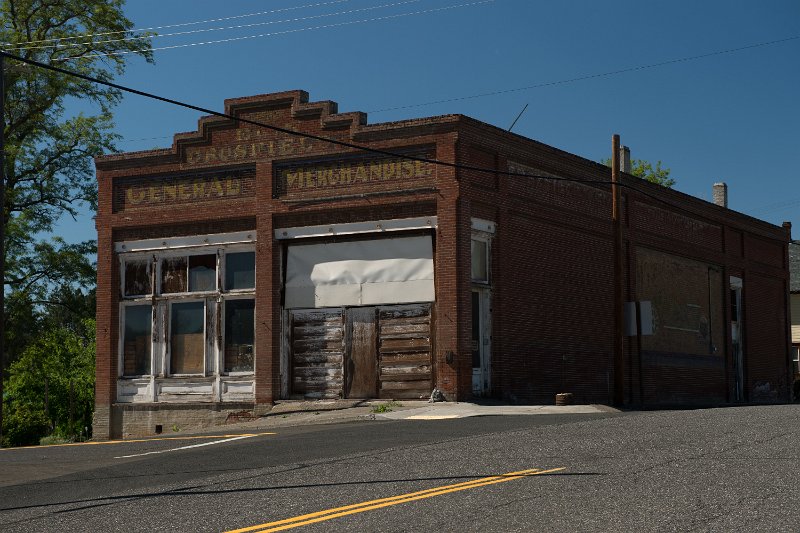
[{"left": 285, "top": 236, "right": 435, "bottom": 308}]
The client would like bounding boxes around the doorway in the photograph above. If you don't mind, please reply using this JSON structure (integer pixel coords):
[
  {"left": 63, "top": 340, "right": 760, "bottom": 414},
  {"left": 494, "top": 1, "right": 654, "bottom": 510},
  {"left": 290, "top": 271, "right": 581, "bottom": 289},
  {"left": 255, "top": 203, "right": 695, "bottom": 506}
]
[
  {"left": 730, "top": 277, "right": 744, "bottom": 402},
  {"left": 471, "top": 289, "right": 491, "bottom": 396}
]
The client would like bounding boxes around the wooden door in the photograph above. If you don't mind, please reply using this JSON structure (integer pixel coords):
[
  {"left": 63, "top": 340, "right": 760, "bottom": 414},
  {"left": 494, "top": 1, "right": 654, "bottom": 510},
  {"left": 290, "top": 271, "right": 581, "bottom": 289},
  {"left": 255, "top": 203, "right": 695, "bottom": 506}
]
[
  {"left": 345, "top": 307, "right": 378, "bottom": 398},
  {"left": 290, "top": 309, "right": 344, "bottom": 399},
  {"left": 378, "top": 304, "right": 433, "bottom": 399}
]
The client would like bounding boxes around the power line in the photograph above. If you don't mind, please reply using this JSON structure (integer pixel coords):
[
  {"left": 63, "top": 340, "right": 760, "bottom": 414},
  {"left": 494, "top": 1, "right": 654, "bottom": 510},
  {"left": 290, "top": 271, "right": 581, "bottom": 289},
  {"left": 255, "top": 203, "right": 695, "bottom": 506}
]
[
  {"left": 0, "top": 49, "right": 771, "bottom": 226},
  {"left": 55, "top": 0, "right": 496, "bottom": 61},
  {"left": 12, "top": 0, "right": 424, "bottom": 53},
  {"left": 2, "top": 0, "right": 353, "bottom": 48},
  {"left": 366, "top": 35, "right": 800, "bottom": 113}
]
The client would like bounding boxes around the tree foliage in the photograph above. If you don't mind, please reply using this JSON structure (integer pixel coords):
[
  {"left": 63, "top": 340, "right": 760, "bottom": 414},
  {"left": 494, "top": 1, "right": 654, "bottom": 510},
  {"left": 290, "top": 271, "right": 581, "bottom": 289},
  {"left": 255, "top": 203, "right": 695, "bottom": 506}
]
[
  {"left": 602, "top": 158, "right": 676, "bottom": 188},
  {"left": 2, "top": 319, "right": 95, "bottom": 446},
  {"left": 0, "top": 0, "right": 153, "bottom": 445},
  {"left": 1, "top": 0, "right": 153, "bottom": 297}
]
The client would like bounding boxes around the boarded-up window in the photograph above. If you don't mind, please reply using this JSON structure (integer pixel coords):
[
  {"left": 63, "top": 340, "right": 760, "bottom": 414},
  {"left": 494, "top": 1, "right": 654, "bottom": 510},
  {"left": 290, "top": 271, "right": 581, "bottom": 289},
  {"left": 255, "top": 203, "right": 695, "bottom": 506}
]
[
  {"left": 124, "top": 260, "right": 151, "bottom": 296},
  {"left": 226, "top": 252, "right": 255, "bottom": 290},
  {"left": 123, "top": 305, "right": 151, "bottom": 375},
  {"left": 637, "top": 248, "right": 723, "bottom": 356},
  {"left": 189, "top": 254, "right": 216, "bottom": 292},
  {"left": 170, "top": 301, "right": 205, "bottom": 374},
  {"left": 225, "top": 299, "right": 254, "bottom": 372},
  {"left": 162, "top": 257, "right": 187, "bottom": 293},
  {"left": 285, "top": 236, "right": 435, "bottom": 308}
]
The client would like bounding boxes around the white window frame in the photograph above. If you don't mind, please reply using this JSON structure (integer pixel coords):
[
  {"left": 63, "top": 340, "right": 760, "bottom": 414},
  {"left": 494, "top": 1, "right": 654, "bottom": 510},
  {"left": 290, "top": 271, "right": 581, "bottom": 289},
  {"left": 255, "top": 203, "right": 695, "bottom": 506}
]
[{"left": 117, "top": 234, "right": 257, "bottom": 381}]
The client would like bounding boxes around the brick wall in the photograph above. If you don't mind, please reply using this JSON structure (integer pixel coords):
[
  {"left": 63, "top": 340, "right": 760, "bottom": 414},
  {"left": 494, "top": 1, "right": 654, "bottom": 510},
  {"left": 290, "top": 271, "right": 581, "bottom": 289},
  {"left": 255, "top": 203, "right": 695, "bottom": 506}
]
[{"left": 94, "top": 90, "right": 792, "bottom": 437}]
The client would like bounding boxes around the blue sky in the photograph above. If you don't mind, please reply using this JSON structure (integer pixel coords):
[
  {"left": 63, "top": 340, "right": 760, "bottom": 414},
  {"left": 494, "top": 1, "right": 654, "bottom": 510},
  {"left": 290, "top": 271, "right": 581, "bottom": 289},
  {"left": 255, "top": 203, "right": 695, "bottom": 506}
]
[{"left": 55, "top": 0, "right": 800, "bottom": 243}]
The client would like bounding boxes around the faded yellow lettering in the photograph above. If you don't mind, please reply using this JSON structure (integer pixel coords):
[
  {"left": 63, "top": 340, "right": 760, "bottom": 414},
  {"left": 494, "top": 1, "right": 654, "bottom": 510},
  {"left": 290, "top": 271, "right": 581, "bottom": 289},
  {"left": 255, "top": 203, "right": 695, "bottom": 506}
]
[
  {"left": 218, "top": 147, "right": 232, "bottom": 162},
  {"left": 210, "top": 179, "right": 224, "bottom": 197},
  {"left": 317, "top": 167, "right": 331, "bottom": 187},
  {"left": 193, "top": 181, "right": 206, "bottom": 198},
  {"left": 226, "top": 178, "right": 241, "bottom": 195},
  {"left": 355, "top": 164, "right": 368, "bottom": 182},
  {"left": 278, "top": 139, "right": 294, "bottom": 156},
  {"left": 204, "top": 148, "right": 217, "bottom": 164},
  {"left": 286, "top": 170, "right": 299, "bottom": 189},
  {"left": 126, "top": 187, "right": 146, "bottom": 205},
  {"left": 369, "top": 162, "right": 382, "bottom": 181},
  {"left": 236, "top": 129, "right": 251, "bottom": 141},
  {"left": 178, "top": 183, "right": 192, "bottom": 200},
  {"left": 340, "top": 166, "right": 352, "bottom": 184},
  {"left": 383, "top": 161, "right": 397, "bottom": 180},
  {"left": 234, "top": 144, "right": 247, "bottom": 159},
  {"left": 148, "top": 186, "right": 161, "bottom": 203},
  {"left": 401, "top": 161, "right": 414, "bottom": 178},
  {"left": 163, "top": 184, "right": 177, "bottom": 201}
]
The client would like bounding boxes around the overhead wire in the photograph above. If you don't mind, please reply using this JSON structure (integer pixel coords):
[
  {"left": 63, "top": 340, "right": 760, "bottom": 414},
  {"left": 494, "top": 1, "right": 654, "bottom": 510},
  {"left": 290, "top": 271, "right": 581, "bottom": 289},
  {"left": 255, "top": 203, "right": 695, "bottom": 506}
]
[
  {"left": 54, "top": 0, "right": 496, "bottom": 61},
  {"left": 2, "top": 0, "right": 354, "bottom": 48},
  {"left": 11, "top": 0, "right": 425, "bottom": 53},
  {"left": 0, "top": 49, "right": 778, "bottom": 225},
  {"left": 367, "top": 35, "right": 800, "bottom": 113}
]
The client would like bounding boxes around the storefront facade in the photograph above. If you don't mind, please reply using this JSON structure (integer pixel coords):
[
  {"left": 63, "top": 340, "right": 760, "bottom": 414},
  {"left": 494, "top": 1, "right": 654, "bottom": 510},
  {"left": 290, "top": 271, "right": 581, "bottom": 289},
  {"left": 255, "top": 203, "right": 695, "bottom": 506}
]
[{"left": 93, "top": 90, "right": 793, "bottom": 438}]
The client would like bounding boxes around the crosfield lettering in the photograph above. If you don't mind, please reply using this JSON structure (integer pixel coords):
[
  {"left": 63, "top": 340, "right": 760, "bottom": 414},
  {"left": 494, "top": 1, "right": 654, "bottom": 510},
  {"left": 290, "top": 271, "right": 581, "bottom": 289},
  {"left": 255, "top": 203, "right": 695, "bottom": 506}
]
[
  {"left": 280, "top": 158, "right": 433, "bottom": 191},
  {"left": 123, "top": 175, "right": 246, "bottom": 207},
  {"left": 184, "top": 129, "right": 316, "bottom": 165}
]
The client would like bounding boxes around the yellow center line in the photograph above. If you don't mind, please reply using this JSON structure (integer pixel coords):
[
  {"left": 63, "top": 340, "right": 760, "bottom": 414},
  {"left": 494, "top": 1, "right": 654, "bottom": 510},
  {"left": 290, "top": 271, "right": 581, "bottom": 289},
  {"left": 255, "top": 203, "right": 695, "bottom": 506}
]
[
  {"left": 0, "top": 432, "right": 276, "bottom": 451},
  {"left": 226, "top": 467, "right": 566, "bottom": 533}
]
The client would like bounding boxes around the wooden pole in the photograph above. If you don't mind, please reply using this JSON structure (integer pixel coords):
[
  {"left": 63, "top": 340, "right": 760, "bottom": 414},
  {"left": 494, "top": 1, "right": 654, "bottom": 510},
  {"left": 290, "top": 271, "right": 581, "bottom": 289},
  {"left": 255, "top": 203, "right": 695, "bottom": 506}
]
[{"left": 612, "top": 134, "right": 624, "bottom": 406}]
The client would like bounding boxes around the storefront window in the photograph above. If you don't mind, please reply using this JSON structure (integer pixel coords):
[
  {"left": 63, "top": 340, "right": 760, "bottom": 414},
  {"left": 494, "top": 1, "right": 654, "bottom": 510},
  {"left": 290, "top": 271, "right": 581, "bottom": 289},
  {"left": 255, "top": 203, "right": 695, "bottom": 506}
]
[
  {"left": 123, "top": 305, "right": 151, "bottom": 376},
  {"left": 124, "top": 260, "right": 151, "bottom": 296},
  {"left": 189, "top": 254, "right": 217, "bottom": 292},
  {"left": 162, "top": 257, "right": 187, "bottom": 293},
  {"left": 225, "top": 299, "right": 255, "bottom": 373},
  {"left": 170, "top": 301, "right": 205, "bottom": 375},
  {"left": 226, "top": 251, "right": 255, "bottom": 290},
  {"left": 120, "top": 242, "right": 255, "bottom": 379}
]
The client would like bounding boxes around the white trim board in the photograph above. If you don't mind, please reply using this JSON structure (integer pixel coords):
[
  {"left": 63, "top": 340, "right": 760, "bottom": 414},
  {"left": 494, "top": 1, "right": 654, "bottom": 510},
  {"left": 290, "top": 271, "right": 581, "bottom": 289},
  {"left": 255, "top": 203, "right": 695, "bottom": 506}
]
[
  {"left": 115, "top": 231, "right": 257, "bottom": 253},
  {"left": 275, "top": 216, "right": 437, "bottom": 240}
]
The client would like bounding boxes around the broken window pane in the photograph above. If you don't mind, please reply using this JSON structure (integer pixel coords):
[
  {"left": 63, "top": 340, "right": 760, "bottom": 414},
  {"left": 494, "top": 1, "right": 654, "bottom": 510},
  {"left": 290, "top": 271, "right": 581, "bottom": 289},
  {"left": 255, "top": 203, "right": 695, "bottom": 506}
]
[
  {"left": 161, "top": 257, "right": 187, "bottom": 293},
  {"left": 225, "top": 252, "right": 255, "bottom": 290},
  {"left": 123, "top": 305, "right": 152, "bottom": 375},
  {"left": 225, "top": 299, "right": 255, "bottom": 373},
  {"left": 170, "top": 301, "right": 205, "bottom": 374},
  {"left": 124, "top": 260, "right": 151, "bottom": 296},
  {"left": 189, "top": 254, "right": 217, "bottom": 292}
]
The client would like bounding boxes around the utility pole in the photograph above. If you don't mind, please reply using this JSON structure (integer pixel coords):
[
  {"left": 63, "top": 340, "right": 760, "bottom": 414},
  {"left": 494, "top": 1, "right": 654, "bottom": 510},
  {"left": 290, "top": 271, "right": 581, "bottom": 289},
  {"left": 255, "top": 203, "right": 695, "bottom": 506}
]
[
  {"left": 0, "top": 53, "right": 6, "bottom": 446},
  {"left": 612, "top": 134, "right": 624, "bottom": 406}
]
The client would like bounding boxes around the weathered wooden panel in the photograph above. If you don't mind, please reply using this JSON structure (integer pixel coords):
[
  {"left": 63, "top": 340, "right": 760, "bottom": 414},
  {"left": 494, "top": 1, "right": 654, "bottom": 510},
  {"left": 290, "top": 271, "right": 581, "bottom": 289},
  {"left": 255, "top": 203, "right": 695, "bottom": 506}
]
[
  {"left": 378, "top": 304, "right": 432, "bottom": 399},
  {"left": 346, "top": 307, "right": 378, "bottom": 398},
  {"left": 290, "top": 309, "right": 344, "bottom": 399}
]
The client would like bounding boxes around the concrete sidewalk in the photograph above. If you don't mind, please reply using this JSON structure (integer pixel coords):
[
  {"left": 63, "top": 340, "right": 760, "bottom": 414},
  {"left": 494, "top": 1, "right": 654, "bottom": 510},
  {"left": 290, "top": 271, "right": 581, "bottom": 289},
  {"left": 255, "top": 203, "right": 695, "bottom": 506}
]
[
  {"left": 376, "top": 402, "right": 617, "bottom": 420},
  {"left": 202, "top": 400, "right": 618, "bottom": 435}
]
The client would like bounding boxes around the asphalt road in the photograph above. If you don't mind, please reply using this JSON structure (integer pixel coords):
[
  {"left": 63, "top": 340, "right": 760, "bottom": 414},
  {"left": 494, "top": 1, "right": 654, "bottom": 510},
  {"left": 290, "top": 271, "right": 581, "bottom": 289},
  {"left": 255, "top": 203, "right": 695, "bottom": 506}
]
[{"left": 1, "top": 405, "right": 799, "bottom": 532}]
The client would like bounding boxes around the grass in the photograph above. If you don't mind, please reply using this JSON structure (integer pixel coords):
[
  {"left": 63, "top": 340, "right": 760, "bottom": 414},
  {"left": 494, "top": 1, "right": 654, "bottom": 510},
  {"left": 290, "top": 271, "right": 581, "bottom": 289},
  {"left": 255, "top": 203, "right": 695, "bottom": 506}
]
[{"left": 371, "top": 400, "right": 402, "bottom": 414}]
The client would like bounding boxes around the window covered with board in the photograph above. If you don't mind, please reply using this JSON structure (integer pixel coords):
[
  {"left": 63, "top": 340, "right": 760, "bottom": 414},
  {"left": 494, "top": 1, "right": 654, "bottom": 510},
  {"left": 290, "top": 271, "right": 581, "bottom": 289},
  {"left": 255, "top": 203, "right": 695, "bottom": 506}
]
[{"left": 119, "top": 243, "right": 255, "bottom": 378}]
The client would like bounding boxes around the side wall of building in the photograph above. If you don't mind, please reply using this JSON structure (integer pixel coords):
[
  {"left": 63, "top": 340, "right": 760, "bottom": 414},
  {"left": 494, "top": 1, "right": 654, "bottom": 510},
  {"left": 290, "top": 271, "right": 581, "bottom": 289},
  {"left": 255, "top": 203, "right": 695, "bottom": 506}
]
[{"left": 455, "top": 119, "right": 791, "bottom": 406}]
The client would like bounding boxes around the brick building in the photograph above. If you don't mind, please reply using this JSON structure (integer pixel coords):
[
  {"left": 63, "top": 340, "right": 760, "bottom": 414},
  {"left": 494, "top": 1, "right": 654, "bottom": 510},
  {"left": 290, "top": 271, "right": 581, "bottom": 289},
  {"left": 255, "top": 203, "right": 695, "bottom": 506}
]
[{"left": 93, "top": 90, "right": 793, "bottom": 438}]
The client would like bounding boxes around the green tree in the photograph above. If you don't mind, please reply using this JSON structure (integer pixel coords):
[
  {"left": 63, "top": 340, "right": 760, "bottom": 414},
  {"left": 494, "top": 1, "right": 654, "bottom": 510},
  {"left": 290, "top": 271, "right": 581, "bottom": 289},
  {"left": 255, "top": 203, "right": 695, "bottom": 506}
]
[
  {"left": 602, "top": 158, "right": 676, "bottom": 188},
  {"left": 2, "top": 319, "right": 95, "bottom": 446},
  {"left": 0, "top": 0, "right": 154, "bottom": 444}
]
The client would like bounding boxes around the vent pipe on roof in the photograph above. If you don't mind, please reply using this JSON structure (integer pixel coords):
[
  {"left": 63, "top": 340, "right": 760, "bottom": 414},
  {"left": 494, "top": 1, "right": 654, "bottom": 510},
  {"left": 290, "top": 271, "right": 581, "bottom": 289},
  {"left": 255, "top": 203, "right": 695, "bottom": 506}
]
[
  {"left": 619, "top": 146, "right": 631, "bottom": 174},
  {"left": 712, "top": 182, "right": 728, "bottom": 208}
]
